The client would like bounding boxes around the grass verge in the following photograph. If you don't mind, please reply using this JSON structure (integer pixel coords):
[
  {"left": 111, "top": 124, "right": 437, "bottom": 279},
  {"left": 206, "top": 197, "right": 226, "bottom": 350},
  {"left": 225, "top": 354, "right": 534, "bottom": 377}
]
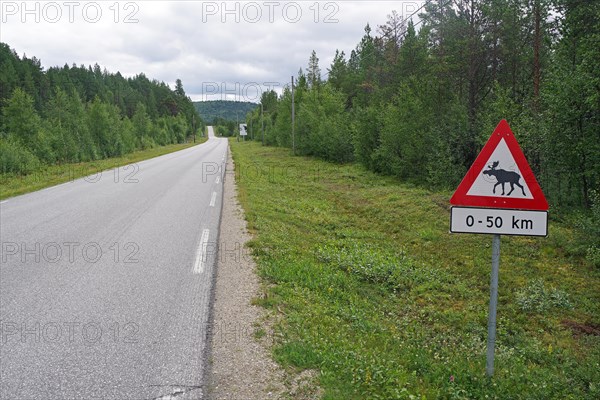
[
  {"left": 230, "top": 139, "right": 600, "bottom": 399},
  {"left": 0, "top": 137, "right": 208, "bottom": 200}
]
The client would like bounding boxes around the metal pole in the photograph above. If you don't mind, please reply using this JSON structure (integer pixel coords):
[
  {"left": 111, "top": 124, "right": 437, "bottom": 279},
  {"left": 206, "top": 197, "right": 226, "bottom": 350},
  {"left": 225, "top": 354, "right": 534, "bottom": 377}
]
[
  {"left": 261, "top": 103, "right": 264, "bottom": 145},
  {"left": 486, "top": 234, "right": 501, "bottom": 377},
  {"left": 291, "top": 75, "right": 295, "bottom": 155}
]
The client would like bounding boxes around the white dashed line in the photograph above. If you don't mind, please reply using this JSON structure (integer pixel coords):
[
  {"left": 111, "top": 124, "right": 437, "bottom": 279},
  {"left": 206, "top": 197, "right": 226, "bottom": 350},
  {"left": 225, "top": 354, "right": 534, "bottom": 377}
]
[
  {"left": 209, "top": 192, "right": 217, "bottom": 207},
  {"left": 193, "top": 229, "right": 210, "bottom": 274},
  {"left": 215, "top": 176, "right": 220, "bottom": 184},
  {"left": 0, "top": 200, "right": 8, "bottom": 204}
]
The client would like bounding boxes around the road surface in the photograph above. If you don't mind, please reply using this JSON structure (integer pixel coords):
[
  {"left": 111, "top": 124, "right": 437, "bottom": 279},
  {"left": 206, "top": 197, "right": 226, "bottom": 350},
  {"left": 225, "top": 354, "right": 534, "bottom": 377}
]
[{"left": 0, "top": 127, "right": 227, "bottom": 399}]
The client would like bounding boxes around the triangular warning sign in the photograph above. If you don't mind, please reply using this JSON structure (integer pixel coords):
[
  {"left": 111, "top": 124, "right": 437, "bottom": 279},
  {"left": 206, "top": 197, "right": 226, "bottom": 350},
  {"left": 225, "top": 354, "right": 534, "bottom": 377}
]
[{"left": 450, "top": 120, "right": 548, "bottom": 210}]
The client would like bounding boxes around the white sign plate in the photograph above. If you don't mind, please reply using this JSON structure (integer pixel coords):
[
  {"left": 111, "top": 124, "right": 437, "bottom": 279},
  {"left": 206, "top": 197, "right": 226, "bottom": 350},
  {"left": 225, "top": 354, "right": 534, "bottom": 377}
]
[{"left": 451, "top": 207, "right": 548, "bottom": 236}]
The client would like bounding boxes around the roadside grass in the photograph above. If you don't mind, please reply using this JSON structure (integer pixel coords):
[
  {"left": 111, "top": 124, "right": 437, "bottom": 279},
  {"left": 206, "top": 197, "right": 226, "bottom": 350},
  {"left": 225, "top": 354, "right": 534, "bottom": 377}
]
[
  {"left": 230, "top": 140, "right": 600, "bottom": 399},
  {"left": 0, "top": 138, "right": 208, "bottom": 200}
]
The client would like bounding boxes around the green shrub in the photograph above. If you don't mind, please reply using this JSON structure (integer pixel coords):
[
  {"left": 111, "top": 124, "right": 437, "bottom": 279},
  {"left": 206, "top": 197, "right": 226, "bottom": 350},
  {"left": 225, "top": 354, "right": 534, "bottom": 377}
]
[
  {"left": 587, "top": 246, "right": 600, "bottom": 268},
  {"left": 0, "top": 137, "right": 40, "bottom": 175},
  {"left": 584, "top": 190, "right": 600, "bottom": 267},
  {"left": 516, "top": 278, "right": 573, "bottom": 312},
  {"left": 316, "top": 240, "right": 451, "bottom": 293}
]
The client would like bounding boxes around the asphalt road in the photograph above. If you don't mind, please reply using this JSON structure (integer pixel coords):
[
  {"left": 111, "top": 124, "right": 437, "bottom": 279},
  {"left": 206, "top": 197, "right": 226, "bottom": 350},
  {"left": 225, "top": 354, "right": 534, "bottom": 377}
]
[{"left": 0, "top": 127, "right": 228, "bottom": 399}]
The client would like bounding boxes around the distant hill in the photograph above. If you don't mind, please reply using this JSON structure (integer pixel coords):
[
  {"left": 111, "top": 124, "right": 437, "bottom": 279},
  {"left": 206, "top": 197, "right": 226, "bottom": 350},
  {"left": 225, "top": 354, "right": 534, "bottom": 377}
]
[{"left": 193, "top": 100, "right": 258, "bottom": 123}]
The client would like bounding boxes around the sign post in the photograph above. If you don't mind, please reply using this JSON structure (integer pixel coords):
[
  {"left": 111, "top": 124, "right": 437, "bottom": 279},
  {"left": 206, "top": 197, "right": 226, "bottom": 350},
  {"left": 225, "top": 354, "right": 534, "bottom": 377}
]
[
  {"left": 239, "top": 124, "right": 247, "bottom": 141},
  {"left": 450, "top": 120, "right": 548, "bottom": 377},
  {"left": 486, "top": 234, "right": 500, "bottom": 376}
]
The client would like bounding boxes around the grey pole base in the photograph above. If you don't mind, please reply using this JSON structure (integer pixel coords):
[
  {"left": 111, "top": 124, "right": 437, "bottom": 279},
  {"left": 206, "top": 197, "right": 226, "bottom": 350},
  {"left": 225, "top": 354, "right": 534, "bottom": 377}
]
[{"left": 486, "top": 234, "right": 501, "bottom": 376}]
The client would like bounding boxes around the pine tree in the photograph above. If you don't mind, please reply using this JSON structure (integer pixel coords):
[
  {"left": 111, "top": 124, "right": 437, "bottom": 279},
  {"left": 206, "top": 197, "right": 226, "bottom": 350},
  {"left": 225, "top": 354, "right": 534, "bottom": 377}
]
[
  {"left": 327, "top": 50, "right": 347, "bottom": 90},
  {"left": 2, "top": 88, "right": 41, "bottom": 143},
  {"left": 306, "top": 50, "right": 321, "bottom": 89},
  {"left": 175, "top": 78, "right": 186, "bottom": 97}
]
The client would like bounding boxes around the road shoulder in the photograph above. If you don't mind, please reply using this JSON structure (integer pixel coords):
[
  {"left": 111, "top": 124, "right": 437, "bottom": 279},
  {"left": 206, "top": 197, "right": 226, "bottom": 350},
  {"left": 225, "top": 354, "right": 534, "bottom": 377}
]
[{"left": 206, "top": 147, "right": 286, "bottom": 399}]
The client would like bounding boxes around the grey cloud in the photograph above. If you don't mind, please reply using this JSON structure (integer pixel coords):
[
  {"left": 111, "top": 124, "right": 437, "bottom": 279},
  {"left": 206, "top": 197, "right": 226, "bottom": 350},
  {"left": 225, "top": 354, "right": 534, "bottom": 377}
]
[{"left": 1, "top": 1, "right": 413, "bottom": 100}]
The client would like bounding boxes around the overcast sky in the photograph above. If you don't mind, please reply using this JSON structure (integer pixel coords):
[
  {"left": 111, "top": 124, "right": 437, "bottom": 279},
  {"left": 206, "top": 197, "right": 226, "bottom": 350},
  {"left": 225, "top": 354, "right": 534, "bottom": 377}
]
[{"left": 1, "top": 1, "right": 424, "bottom": 101}]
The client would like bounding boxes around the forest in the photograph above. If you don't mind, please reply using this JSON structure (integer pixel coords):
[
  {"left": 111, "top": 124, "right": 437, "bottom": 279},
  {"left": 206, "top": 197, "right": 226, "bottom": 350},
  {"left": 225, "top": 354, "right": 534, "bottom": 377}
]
[
  {"left": 193, "top": 100, "right": 258, "bottom": 124},
  {"left": 246, "top": 0, "right": 599, "bottom": 212},
  {"left": 0, "top": 42, "right": 202, "bottom": 176}
]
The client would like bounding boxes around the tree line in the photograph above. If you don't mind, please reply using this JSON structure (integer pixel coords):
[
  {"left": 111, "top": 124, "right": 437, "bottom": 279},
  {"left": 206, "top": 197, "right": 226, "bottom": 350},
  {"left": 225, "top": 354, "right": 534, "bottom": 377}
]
[
  {"left": 0, "top": 42, "right": 203, "bottom": 175},
  {"left": 194, "top": 100, "right": 258, "bottom": 124},
  {"left": 245, "top": 0, "right": 599, "bottom": 211}
]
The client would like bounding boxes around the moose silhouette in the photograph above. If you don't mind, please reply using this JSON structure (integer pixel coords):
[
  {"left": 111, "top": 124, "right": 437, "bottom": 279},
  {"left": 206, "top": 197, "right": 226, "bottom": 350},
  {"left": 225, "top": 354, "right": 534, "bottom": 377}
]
[{"left": 482, "top": 161, "right": 527, "bottom": 196}]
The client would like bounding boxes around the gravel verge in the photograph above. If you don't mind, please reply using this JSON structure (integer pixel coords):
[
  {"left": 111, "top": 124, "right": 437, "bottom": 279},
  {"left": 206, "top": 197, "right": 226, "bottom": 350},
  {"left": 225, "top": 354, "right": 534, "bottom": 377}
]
[{"left": 206, "top": 147, "right": 287, "bottom": 400}]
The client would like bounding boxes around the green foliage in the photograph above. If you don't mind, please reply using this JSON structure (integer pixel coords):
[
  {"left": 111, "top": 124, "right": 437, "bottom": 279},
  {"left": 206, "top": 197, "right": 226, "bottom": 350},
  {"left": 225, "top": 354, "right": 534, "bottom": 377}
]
[
  {"left": 296, "top": 85, "right": 353, "bottom": 162},
  {"left": 516, "top": 279, "right": 573, "bottom": 313},
  {"left": 0, "top": 140, "right": 206, "bottom": 200},
  {"left": 316, "top": 240, "right": 451, "bottom": 293},
  {"left": 375, "top": 86, "right": 433, "bottom": 181},
  {"left": 0, "top": 138, "right": 40, "bottom": 174},
  {"left": 251, "top": 1, "right": 599, "bottom": 212},
  {"left": 193, "top": 100, "right": 257, "bottom": 124},
  {"left": 580, "top": 190, "right": 600, "bottom": 267},
  {"left": 44, "top": 88, "right": 94, "bottom": 162},
  {"left": 426, "top": 137, "right": 466, "bottom": 190},
  {"left": 213, "top": 119, "right": 237, "bottom": 137},
  {"left": 132, "top": 102, "right": 151, "bottom": 142},
  {"left": 587, "top": 247, "right": 600, "bottom": 268},
  {"left": 352, "top": 106, "right": 383, "bottom": 172},
  {"left": 232, "top": 140, "right": 600, "bottom": 399},
  {"left": 1, "top": 87, "right": 41, "bottom": 142},
  {"left": 306, "top": 50, "right": 322, "bottom": 89},
  {"left": 0, "top": 42, "right": 202, "bottom": 181}
]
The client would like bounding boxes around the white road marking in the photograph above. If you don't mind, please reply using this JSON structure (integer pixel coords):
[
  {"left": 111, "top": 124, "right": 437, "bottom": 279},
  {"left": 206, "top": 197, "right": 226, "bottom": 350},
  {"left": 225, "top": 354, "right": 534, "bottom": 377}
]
[
  {"left": 155, "top": 387, "right": 186, "bottom": 399},
  {"left": 0, "top": 200, "right": 8, "bottom": 204},
  {"left": 209, "top": 192, "right": 217, "bottom": 207},
  {"left": 215, "top": 176, "right": 220, "bottom": 184},
  {"left": 193, "top": 229, "right": 210, "bottom": 274}
]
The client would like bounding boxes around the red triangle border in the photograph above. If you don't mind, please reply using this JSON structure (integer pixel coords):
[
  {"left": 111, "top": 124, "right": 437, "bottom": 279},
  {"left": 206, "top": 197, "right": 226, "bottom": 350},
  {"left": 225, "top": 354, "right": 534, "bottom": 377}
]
[{"left": 450, "top": 120, "right": 548, "bottom": 211}]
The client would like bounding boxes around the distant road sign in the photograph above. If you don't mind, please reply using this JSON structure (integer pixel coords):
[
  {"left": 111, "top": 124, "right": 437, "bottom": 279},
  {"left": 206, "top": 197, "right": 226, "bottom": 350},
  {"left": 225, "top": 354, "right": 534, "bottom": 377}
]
[
  {"left": 450, "top": 119, "right": 548, "bottom": 211},
  {"left": 450, "top": 207, "right": 548, "bottom": 236},
  {"left": 239, "top": 124, "right": 247, "bottom": 136}
]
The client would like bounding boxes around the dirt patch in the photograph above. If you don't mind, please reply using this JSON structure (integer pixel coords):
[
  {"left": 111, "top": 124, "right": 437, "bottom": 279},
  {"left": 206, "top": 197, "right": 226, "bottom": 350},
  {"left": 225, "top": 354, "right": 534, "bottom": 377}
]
[{"left": 562, "top": 320, "right": 600, "bottom": 337}]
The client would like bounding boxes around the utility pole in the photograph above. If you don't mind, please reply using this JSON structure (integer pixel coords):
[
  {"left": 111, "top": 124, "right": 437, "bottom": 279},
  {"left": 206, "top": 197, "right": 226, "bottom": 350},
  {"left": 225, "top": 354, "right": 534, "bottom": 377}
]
[
  {"left": 291, "top": 75, "right": 295, "bottom": 155},
  {"left": 192, "top": 115, "right": 196, "bottom": 143},
  {"left": 261, "top": 102, "right": 265, "bottom": 146}
]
